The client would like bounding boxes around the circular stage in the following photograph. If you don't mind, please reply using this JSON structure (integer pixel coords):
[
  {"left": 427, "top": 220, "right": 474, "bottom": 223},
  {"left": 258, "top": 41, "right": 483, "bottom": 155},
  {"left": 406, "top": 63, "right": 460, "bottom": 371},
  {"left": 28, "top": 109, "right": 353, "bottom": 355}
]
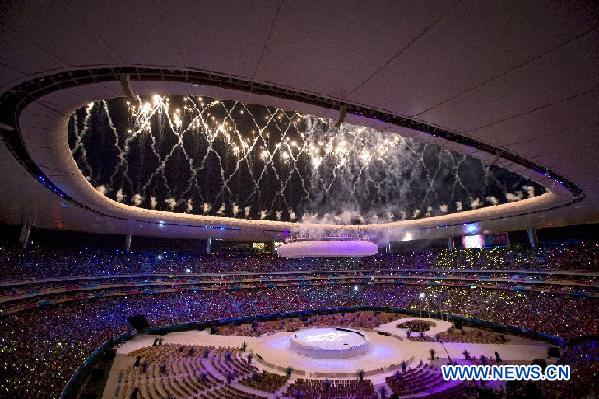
[{"left": 290, "top": 327, "right": 369, "bottom": 359}]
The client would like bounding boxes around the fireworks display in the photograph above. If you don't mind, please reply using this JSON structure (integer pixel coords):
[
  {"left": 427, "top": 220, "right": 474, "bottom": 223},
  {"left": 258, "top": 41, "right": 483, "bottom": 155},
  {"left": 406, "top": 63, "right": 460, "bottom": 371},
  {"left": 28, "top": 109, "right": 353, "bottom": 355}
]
[{"left": 69, "top": 95, "right": 544, "bottom": 224}]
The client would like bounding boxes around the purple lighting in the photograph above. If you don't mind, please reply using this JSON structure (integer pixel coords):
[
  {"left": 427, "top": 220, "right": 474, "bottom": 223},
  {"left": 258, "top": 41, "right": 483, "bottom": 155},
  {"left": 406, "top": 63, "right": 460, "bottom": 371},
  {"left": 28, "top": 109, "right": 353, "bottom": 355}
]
[{"left": 277, "top": 240, "right": 378, "bottom": 258}]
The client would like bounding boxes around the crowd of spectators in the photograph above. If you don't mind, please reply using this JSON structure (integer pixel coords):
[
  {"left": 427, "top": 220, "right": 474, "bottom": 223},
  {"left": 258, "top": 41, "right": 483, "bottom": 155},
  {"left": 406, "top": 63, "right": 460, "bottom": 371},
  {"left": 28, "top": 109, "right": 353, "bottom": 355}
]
[
  {"left": 1, "top": 240, "right": 598, "bottom": 281},
  {"left": 1, "top": 269, "right": 594, "bottom": 308},
  {"left": 507, "top": 339, "right": 599, "bottom": 398},
  {"left": 2, "top": 273, "right": 593, "bottom": 318},
  {"left": 0, "top": 236, "right": 597, "bottom": 398},
  {"left": 1, "top": 283, "right": 597, "bottom": 398}
]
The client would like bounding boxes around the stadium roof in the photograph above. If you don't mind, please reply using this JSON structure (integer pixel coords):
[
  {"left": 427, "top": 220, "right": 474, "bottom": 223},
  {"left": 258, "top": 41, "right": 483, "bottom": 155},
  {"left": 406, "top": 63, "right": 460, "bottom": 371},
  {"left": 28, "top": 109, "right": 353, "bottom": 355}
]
[{"left": 0, "top": 1, "right": 598, "bottom": 242}]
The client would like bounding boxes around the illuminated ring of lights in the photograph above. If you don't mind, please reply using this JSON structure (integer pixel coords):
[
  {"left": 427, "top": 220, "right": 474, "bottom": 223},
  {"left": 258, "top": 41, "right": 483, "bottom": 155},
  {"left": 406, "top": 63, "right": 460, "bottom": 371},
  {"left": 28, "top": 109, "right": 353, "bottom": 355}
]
[{"left": 0, "top": 67, "right": 585, "bottom": 232}]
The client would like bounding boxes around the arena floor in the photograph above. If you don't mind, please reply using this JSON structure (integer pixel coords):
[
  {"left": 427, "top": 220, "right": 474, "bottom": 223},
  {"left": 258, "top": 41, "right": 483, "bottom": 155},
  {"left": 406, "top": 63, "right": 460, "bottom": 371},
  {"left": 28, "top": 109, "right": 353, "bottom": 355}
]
[{"left": 103, "top": 318, "right": 551, "bottom": 398}]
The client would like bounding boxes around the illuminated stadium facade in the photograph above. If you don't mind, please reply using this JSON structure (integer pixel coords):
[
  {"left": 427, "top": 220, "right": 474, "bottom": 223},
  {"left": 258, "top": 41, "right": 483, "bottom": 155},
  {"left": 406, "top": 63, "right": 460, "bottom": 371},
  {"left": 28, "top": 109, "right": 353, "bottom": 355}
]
[{"left": 0, "top": 2, "right": 598, "bottom": 399}]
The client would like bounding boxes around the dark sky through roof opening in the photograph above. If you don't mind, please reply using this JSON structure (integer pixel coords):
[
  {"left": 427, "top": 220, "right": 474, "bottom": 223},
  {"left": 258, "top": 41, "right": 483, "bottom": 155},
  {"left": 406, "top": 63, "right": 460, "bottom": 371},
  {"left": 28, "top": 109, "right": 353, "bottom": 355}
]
[{"left": 68, "top": 95, "right": 545, "bottom": 224}]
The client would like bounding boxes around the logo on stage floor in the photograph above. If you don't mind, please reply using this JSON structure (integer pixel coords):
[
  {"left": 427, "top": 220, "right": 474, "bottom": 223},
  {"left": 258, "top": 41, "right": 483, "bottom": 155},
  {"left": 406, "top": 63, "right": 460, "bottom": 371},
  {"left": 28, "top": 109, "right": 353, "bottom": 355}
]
[{"left": 304, "top": 331, "right": 350, "bottom": 342}]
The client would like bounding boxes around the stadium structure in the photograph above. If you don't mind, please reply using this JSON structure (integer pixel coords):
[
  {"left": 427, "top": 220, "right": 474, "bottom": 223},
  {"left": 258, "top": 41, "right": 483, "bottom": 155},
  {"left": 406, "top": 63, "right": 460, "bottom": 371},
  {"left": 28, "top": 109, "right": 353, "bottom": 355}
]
[{"left": 0, "top": 2, "right": 597, "bottom": 399}]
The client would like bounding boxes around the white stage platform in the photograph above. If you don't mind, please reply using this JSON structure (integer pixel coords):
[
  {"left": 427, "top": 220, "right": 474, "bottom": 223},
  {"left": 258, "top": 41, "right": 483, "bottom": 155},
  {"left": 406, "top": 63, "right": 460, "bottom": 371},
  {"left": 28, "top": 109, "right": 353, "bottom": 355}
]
[
  {"left": 252, "top": 329, "right": 407, "bottom": 378},
  {"left": 289, "top": 327, "right": 369, "bottom": 359}
]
